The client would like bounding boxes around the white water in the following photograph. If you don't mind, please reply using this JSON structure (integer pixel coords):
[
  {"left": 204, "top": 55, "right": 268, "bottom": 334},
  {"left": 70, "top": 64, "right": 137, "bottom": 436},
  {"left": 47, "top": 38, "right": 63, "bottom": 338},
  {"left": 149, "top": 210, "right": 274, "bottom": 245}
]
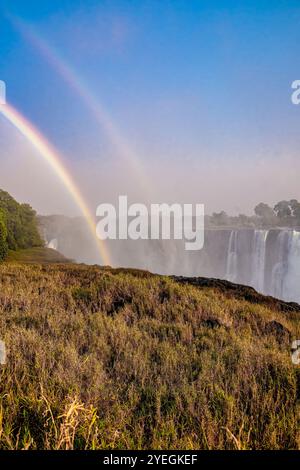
[
  {"left": 224, "top": 228, "right": 300, "bottom": 303},
  {"left": 226, "top": 230, "right": 238, "bottom": 282},
  {"left": 283, "top": 230, "right": 300, "bottom": 302},
  {"left": 250, "top": 230, "right": 268, "bottom": 292},
  {"left": 270, "top": 230, "right": 289, "bottom": 299},
  {"left": 47, "top": 238, "right": 58, "bottom": 250},
  {"left": 42, "top": 221, "right": 300, "bottom": 303}
]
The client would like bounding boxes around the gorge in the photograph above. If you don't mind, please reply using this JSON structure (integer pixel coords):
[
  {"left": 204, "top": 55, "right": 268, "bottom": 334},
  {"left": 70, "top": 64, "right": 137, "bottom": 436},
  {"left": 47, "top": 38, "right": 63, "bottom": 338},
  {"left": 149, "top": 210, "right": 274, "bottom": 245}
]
[{"left": 40, "top": 215, "right": 300, "bottom": 304}]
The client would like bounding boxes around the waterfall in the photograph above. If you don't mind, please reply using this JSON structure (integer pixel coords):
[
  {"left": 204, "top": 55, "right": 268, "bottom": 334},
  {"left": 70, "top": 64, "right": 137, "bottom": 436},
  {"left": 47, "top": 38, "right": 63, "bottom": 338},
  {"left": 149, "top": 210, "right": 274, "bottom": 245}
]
[
  {"left": 251, "top": 230, "right": 268, "bottom": 292},
  {"left": 282, "top": 230, "right": 300, "bottom": 302},
  {"left": 40, "top": 216, "right": 300, "bottom": 304},
  {"left": 47, "top": 238, "right": 58, "bottom": 250},
  {"left": 270, "top": 230, "right": 290, "bottom": 299},
  {"left": 226, "top": 231, "right": 238, "bottom": 282}
]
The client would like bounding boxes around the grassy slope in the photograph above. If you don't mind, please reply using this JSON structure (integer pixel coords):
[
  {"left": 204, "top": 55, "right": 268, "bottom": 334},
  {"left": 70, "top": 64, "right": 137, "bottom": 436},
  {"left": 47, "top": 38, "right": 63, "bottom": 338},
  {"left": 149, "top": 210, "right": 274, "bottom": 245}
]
[
  {"left": 7, "top": 247, "right": 72, "bottom": 264},
  {"left": 0, "top": 262, "right": 299, "bottom": 450}
]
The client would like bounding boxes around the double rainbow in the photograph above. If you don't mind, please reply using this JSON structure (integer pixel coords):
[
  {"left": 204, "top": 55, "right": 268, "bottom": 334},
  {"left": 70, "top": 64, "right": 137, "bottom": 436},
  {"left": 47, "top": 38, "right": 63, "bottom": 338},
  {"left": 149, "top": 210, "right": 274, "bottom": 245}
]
[{"left": 9, "top": 16, "right": 152, "bottom": 199}]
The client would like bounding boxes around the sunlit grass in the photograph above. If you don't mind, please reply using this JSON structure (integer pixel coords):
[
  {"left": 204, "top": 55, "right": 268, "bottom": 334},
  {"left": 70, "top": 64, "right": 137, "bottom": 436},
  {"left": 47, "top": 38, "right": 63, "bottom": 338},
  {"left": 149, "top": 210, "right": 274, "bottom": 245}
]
[
  {"left": 6, "top": 247, "right": 71, "bottom": 264},
  {"left": 0, "top": 262, "right": 299, "bottom": 449}
]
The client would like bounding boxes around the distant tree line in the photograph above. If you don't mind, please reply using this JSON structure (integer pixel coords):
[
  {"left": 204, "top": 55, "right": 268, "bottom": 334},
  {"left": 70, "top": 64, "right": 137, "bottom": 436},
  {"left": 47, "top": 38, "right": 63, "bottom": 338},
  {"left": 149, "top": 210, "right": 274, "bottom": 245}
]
[
  {"left": 0, "top": 189, "right": 43, "bottom": 261},
  {"left": 207, "top": 199, "right": 300, "bottom": 228}
]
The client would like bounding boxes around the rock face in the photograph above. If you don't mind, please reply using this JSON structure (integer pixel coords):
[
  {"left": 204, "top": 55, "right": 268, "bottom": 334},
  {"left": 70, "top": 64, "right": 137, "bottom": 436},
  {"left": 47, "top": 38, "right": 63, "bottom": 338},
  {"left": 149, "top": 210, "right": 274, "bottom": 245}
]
[
  {"left": 172, "top": 276, "right": 300, "bottom": 314},
  {"left": 264, "top": 321, "right": 291, "bottom": 344},
  {"left": 201, "top": 318, "right": 222, "bottom": 329}
]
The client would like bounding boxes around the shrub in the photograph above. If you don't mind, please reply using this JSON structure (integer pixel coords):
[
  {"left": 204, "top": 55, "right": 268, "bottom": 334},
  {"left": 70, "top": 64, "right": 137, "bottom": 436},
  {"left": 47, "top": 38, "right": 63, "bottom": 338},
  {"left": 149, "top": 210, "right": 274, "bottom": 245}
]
[
  {"left": 0, "top": 189, "right": 43, "bottom": 251},
  {"left": 0, "top": 209, "right": 8, "bottom": 261}
]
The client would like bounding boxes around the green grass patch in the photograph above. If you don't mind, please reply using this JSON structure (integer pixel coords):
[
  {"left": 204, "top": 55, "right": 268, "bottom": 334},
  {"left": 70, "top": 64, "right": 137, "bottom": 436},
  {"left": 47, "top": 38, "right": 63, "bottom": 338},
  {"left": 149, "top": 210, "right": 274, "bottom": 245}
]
[{"left": 6, "top": 247, "right": 71, "bottom": 264}]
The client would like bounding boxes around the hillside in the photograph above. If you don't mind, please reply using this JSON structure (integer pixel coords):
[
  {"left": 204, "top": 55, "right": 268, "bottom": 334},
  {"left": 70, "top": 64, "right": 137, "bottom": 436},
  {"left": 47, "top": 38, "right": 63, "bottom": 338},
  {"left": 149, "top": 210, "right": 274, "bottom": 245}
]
[
  {"left": 6, "top": 247, "right": 71, "bottom": 264},
  {"left": 0, "top": 189, "right": 43, "bottom": 261},
  {"left": 0, "top": 262, "right": 299, "bottom": 450}
]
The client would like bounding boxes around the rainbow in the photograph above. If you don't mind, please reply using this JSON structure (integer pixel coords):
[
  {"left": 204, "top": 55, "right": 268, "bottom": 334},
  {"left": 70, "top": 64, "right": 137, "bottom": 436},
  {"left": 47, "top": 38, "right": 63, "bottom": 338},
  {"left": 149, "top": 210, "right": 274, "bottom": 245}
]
[
  {"left": 9, "top": 16, "right": 153, "bottom": 199},
  {"left": 0, "top": 102, "right": 111, "bottom": 266}
]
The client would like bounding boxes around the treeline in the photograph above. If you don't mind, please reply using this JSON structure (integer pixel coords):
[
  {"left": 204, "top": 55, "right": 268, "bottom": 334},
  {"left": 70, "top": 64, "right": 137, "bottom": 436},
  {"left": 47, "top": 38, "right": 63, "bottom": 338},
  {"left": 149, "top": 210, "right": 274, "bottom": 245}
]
[
  {"left": 207, "top": 199, "right": 300, "bottom": 228},
  {"left": 0, "top": 189, "right": 43, "bottom": 261}
]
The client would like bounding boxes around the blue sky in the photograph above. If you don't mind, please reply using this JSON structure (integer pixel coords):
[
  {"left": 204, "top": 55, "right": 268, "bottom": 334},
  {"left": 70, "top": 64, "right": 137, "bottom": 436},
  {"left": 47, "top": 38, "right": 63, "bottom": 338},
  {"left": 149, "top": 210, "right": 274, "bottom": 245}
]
[{"left": 0, "top": 0, "right": 300, "bottom": 215}]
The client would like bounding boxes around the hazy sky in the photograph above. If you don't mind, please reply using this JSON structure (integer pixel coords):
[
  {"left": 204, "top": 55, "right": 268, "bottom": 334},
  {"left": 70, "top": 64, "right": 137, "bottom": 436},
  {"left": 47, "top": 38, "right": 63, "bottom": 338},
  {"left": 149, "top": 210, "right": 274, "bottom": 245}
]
[{"left": 0, "top": 0, "right": 300, "bottom": 216}]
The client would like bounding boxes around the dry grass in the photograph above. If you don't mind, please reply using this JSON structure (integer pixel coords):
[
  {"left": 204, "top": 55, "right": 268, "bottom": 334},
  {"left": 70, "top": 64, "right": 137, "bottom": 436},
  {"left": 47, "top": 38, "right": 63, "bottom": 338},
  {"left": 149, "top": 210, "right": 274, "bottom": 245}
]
[{"left": 0, "top": 262, "right": 299, "bottom": 450}]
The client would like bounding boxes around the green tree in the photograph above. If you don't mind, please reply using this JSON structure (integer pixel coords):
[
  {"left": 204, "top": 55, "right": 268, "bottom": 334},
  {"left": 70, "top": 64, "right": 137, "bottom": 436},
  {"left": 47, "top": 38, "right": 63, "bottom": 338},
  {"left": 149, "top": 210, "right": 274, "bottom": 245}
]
[
  {"left": 254, "top": 203, "right": 274, "bottom": 219},
  {"left": 274, "top": 200, "right": 292, "bottom": 222},
  {"left": 0, "top": 209, "right": 8, "bottom": 261},
  {"left": 289, "top": 199, "right": 300, "bottom": 225},
  {"left": 254, "top": 202, "right": 276, "bottom": 227},
  {"left": 0, "top": 189, "right": 43, "bottom": 251},
  {"left": 211, "top": 211, "right": 229, "bottom": 226}
]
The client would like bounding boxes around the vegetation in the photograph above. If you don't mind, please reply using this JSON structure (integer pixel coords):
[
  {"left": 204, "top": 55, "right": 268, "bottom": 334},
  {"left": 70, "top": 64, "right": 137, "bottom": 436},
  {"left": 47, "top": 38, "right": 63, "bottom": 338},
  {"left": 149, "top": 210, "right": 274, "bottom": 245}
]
[
  {"left": 0, "top": 262, "right": 299, "bottom": 450},
  {"left": 0, "top": 209, "right": 8, "bottom": 262},
  {"left": 207, "top": 198, "right": 300, "bottom": 228},
  {"left": 6, "top": 247, "right": 71, "bottom": 264},
  {"left": 0, "top": 189, "right": 43, "bottom": 260},
  {"left": 0, "top": 190, "right": 299, "bottom": 449}
]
